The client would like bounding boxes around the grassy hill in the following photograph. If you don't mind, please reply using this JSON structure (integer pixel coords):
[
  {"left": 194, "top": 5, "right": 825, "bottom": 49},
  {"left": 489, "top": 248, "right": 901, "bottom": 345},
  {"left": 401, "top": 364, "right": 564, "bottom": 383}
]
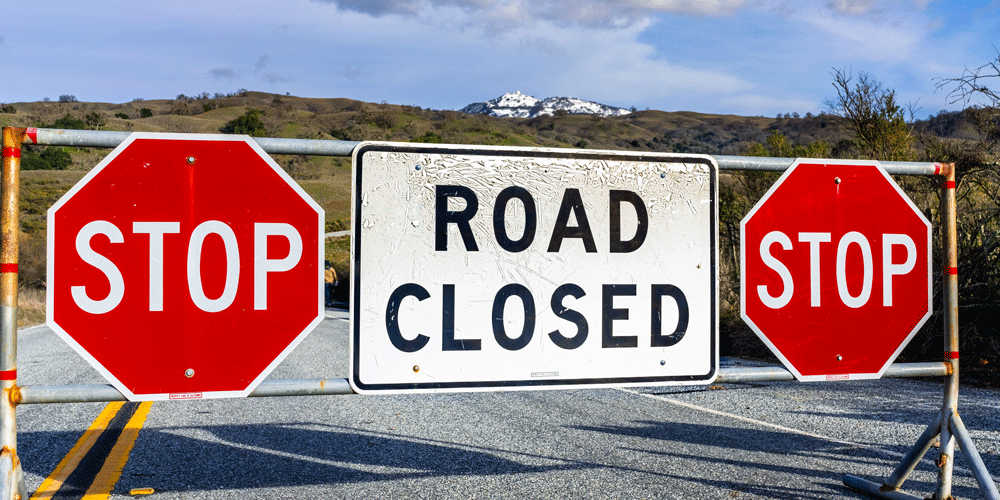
[{"left": 0, "top": 90, "right": 876, "bottom": 237}]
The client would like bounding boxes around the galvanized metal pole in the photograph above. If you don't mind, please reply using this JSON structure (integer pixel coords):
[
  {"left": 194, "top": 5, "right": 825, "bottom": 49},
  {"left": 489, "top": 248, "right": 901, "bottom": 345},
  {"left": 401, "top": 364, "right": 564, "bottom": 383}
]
[
  {"left": 936, "top": 164, "right": 960, "bottom": 499},
  {"left": 951, "top": 412, "right": 1000, "bottom": 499},
  {"left": 26, "top": 129, "right": 948, "bottom": 176},
  {"left": 15, "top": 362, "right": 951, "bottom": 404},
  {"left": 0, "top": 128, "right": 26, "bottom": 500},
  {"left": 938, "top": 166, "right": 1000, "bottom": 499}
]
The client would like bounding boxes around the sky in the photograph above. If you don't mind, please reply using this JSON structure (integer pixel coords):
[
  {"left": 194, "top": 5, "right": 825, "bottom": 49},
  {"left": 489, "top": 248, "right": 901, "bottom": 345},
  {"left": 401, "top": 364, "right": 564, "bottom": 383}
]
[{"left": 2, "top": 0, "right": 999, "bottom": 118}]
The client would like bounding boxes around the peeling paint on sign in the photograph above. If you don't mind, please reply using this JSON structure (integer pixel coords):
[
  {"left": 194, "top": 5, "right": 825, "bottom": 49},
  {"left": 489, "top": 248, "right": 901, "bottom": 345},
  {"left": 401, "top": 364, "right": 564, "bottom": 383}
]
[{"left": 351, "top": 143, "right": 718, "bottom": 394}]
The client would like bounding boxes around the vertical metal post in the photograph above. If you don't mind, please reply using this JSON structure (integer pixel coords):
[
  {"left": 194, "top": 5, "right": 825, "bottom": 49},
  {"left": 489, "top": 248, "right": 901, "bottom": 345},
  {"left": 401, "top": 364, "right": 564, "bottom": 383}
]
[
  {"left": 936, "top": 163, "right": 960, "bottom": 499},
  {"left": 0, "top": 127, "right": 25, "bottom": 500}
]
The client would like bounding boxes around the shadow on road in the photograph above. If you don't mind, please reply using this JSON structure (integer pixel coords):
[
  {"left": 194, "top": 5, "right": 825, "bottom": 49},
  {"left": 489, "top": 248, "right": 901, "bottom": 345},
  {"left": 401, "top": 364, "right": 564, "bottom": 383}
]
[
  {"left": 21, "top": 423, "right": 592, "bottom": 494},
  {"left": 571, "top": 419, "right": 984, "bottom": 500}
]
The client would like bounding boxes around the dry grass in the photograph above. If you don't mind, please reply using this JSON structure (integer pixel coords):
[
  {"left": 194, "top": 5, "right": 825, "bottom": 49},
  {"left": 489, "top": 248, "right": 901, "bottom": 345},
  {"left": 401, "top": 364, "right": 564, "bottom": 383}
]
[{"left": 16, "top": 287, "right": 46, "bottom": 328}]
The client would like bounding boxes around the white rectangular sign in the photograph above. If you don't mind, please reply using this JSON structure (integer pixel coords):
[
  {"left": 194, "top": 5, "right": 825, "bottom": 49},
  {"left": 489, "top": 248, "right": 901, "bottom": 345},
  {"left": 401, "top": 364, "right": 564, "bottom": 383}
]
[{"left": 350, "top": 143, "right": 718, "bottom": 393}]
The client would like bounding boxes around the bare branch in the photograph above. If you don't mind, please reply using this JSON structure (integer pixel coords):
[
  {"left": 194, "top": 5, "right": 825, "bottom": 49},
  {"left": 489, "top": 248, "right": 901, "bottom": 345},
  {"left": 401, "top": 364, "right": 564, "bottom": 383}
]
[{"left": 934, "top": 47, "right": 1000, "bottom": 106}]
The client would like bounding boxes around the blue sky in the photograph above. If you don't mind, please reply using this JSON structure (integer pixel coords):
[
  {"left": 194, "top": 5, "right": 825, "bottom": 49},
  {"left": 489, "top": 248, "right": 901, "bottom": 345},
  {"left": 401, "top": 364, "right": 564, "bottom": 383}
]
[{"left": 2, "top": 0, "right": 998, "bottom": 118}]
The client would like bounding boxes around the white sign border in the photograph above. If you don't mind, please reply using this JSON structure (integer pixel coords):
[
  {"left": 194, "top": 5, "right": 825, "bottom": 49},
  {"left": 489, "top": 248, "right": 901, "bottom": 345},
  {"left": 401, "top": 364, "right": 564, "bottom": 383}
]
[{"left": 350, "top": 142, "right": 720, "bottom": 394}]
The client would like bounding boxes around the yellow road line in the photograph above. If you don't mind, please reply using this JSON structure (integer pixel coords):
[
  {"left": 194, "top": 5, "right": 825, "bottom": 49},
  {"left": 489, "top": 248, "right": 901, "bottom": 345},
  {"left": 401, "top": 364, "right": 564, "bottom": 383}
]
[
  {"left": 31, "top": 401, "right": 153, "bottom": 500},
  {"left": 83, "top": 401, "right": 153, "bottom": 499},
  {"left": 30, "top": 402, "right": 125, "bottom": 500}
]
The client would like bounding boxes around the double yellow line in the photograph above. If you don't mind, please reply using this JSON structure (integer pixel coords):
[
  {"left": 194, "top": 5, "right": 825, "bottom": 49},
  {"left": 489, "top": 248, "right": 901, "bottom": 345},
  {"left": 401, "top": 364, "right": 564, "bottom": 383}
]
[{"left": 31, "top": 402, "right": 152, "bottom": 499}]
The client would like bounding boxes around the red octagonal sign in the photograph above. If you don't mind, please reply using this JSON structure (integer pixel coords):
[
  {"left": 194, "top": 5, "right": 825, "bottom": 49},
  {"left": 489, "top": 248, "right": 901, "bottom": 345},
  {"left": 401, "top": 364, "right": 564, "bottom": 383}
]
[
  {"left": 741, "top": 160, "right": 931, "bottom": 381},
  {"left": 47, "top": 133, "right": 324, "bottom": 400}
]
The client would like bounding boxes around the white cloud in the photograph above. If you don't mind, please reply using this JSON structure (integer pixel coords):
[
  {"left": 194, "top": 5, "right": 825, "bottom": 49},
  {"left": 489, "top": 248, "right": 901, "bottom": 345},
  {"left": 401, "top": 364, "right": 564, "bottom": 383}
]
[
  {"left": 311, "top": 0, "right": 753, "bottom": 28},
  {"left": 453, "top": 17, "right": 753, "bottom": 110},
  {"left": 826, "top": 0, "right": 879, "bottom": 15},
  {"left": 631, "top": 0, "right": 749, "bottom": 15}
]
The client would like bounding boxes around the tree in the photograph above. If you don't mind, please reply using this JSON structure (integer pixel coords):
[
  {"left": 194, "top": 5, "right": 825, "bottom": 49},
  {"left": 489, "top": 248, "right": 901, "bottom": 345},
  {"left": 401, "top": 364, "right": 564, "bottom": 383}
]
[
  {"left": 936, "top": 52, "right": 1000, "bottom": 146},
  {"left": 826, "top": 68, "right": 913, "bottom": 161},
  {"left": 930, "top": 52, "right": 1000, "bottom": 368},
  {"left": 139, "top": 108, "right": 153, "bottom": 118},
  {"left": 219, "top": 109, "right": 267, "bottom": 136},
  {"left": 85, "top": 112, "right": 106, "bottom": 129},
  {"left": 58, "top": 95, "right": 78, "bottom": 103}
]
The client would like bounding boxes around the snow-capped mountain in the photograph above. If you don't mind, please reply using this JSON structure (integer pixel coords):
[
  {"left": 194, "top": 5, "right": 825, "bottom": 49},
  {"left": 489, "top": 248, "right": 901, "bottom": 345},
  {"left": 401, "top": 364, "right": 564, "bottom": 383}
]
[{"left": 460, "top": 92, "right": 631, "bottom": 118}]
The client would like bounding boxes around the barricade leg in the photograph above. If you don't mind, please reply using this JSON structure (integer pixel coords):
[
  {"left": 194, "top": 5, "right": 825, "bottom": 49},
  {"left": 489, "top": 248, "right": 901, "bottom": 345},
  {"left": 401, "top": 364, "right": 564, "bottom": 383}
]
[
  {"left": 884, "top": 412, "right": 942, "bottom": 489},
  {"left": 1, "top": 127, "right": 26, "bottom": 500},
  {"left": 844, "top": 164, "right": 999, "bottom": 500},
  {"left": 951, "top": 412, "right": 1000, "bottom": 499}
]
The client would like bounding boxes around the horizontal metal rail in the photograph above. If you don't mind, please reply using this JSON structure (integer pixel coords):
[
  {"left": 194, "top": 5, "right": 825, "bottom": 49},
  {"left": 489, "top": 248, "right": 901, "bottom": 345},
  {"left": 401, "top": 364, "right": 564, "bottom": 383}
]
[
  {"left": 27, "top": 128, "right": 946, "bottom": 176},
  {"left": 29, "top": 128, "right": 359, "bottom": 156},
  {"left": 16, "top": 362, "right": 950, "bottom": 404}
]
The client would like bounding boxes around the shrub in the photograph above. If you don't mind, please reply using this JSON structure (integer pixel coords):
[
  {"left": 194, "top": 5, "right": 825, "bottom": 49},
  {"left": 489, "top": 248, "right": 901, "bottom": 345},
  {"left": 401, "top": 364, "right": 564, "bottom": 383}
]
[
  {"left": 20, "top": 147, "right": 72, "bottom": 170},
  {"left": 114, "top": 112, "right": 129, "bottom": 119},
  {"left": 220, "top": 109, "right": 266, "bottom": 136},
  {"left": 329, "top": 128, "right": 351, "bottom": 141},
  {"left": 45, "top": 114, "right": 87, "bottom": 130},
  {"left": 374, "top": 113, "right": 395, "bottom": 129},
  {"left": 412, "top": 131, "right": 443, "bottom": 143},
  {"left": 140, "top": 108, "right": 153, "bottom": 118}
]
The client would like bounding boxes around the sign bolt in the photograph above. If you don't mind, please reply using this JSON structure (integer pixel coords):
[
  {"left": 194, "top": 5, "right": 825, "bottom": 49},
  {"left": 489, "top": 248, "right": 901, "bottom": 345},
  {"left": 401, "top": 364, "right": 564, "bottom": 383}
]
[
  {"left": 834, "top": 177, "right": 841, "bottom": 184},
  {"left": 836, "top": 355, "right": 843, "bottom": 361},
  {"left": 185, "top": 368, "right": 195, "bottom": 378},
  {"left": 660, "top": 360, "right": 666, "bottom": 366},
  {"left": 414, "top": 164, "right": 421, "bottom": 171},
  {"left": 186, "top": 156, "right": 196, "bottom": 165},
  {"left": 413, "top": 365, "right": 420, "bottom": 373}
]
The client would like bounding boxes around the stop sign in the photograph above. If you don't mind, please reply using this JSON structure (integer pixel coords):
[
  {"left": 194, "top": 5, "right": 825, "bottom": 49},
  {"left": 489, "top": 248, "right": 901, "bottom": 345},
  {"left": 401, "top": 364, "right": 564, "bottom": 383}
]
[
  {"left": 47, "top": 133, "right": 324, "bottom": 400},
  {"left": 741, "top": 160, "right": 931, "bottom": 381}
]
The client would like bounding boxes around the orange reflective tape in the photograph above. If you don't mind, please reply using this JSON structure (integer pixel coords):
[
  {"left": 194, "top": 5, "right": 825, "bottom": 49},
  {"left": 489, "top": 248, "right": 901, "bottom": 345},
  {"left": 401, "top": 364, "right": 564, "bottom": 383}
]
[
  {"left": 0, "top": 370, "right": 15, "bottom": 381},
  {"left": 1, "top": 147, "right": 19, "bottom": 159},
  {"left": 944, "top": 267, "right": 958, "bottom": 276},
  {"left": 0, "top": 264, "right": 17, "bottom": 273},
  {"left": 944, "top": 351, "right": 959, "bottom": 360}
]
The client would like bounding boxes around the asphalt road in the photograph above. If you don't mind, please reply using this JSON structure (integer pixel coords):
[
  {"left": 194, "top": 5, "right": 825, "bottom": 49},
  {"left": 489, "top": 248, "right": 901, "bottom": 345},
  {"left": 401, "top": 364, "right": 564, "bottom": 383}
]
[{"left": 13, "top": 311, "right": 1000, "bottom": 499}]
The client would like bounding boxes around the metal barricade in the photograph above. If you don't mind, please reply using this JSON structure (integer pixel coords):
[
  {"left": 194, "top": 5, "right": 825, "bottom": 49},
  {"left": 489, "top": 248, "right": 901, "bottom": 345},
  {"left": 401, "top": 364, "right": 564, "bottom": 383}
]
[{"left": 1, "top": 127, "right": 994, "bottom": 500}]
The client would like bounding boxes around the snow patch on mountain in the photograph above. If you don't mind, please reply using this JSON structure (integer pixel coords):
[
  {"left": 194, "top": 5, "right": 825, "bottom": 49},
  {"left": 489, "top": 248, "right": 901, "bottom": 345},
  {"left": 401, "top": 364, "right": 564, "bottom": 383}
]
[{"left": 460, "top": 92, "right": 631, "bottom": 118}]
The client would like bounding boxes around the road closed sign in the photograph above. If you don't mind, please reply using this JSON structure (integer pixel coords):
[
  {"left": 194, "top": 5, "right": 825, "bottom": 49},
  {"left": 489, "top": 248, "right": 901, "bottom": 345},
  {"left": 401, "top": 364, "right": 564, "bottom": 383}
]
[{"left": 350, "top": 143, "right": 718, "bottom": 393}]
